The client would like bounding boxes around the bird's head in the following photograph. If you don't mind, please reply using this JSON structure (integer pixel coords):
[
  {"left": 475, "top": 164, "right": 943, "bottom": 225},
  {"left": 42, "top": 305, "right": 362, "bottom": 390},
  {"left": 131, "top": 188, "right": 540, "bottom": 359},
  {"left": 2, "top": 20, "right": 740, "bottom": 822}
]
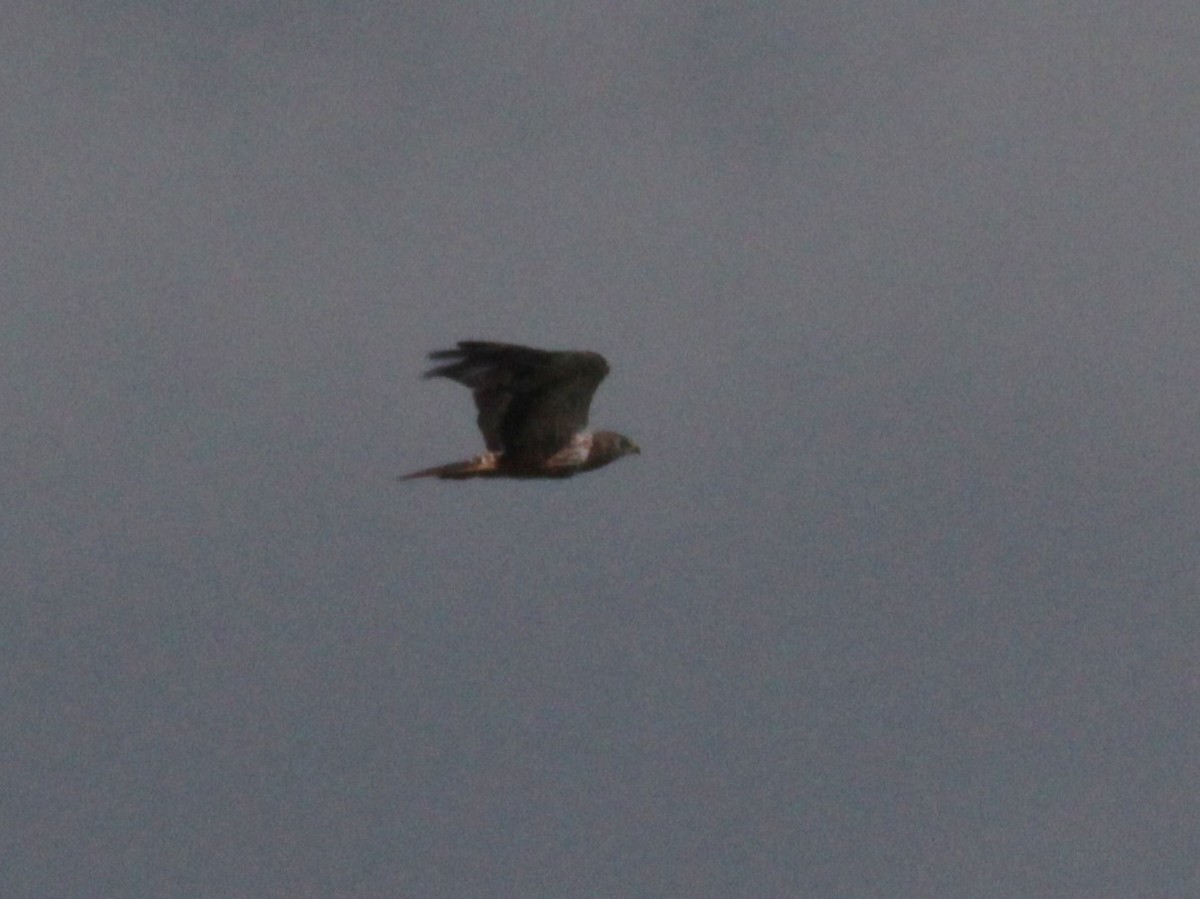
[{"left": 587, "top": 431, "right": 641, "bottom": 470}]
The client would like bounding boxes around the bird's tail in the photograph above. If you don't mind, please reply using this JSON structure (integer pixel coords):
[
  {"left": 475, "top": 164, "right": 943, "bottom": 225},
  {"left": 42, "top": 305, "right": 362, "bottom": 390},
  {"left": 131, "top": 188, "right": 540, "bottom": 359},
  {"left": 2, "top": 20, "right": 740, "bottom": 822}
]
[{"left": 398, "top": 453, "right": 499, "bottom": 481}]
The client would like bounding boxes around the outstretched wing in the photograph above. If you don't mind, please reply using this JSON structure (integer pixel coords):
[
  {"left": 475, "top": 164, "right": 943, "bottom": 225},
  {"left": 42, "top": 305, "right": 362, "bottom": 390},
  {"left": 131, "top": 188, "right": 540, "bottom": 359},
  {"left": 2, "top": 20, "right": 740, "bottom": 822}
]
[{"left": 423, "top": 341, "right": 609, "bottom": 463}]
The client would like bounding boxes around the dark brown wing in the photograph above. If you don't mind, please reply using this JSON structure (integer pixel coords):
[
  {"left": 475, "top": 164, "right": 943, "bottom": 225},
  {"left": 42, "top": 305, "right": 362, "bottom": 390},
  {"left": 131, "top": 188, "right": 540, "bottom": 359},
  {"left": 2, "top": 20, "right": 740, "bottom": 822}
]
[{"left": 423, "top": 341, "right": 609, "bottom": 463}]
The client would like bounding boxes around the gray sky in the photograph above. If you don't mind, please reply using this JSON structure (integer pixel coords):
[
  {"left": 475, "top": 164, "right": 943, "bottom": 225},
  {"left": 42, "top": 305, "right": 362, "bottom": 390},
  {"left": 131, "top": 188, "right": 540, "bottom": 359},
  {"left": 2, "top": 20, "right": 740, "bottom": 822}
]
[{"left": 5, "top": 3, "right": 1199, "bottom": 896}]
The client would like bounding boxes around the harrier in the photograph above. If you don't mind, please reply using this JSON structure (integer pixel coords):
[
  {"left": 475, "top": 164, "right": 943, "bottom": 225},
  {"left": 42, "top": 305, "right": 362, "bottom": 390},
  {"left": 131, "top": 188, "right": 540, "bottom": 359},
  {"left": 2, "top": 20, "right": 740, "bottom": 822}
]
[{"left": 400, "top": 341, "right": 640, "bottom": 481}]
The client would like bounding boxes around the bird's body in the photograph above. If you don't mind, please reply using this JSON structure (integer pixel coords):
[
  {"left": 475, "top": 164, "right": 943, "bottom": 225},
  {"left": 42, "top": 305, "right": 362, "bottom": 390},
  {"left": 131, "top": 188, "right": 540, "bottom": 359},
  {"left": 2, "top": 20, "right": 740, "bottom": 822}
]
[{"left": 401, "top": 341, "right": 639, "bottom": 481}]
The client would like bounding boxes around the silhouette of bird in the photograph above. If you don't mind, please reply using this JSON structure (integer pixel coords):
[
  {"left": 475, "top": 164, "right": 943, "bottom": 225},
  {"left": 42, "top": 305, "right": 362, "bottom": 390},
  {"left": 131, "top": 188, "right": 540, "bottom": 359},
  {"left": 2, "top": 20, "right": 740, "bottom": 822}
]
[{"left": 400, "top": 341, "right": 640, "bottom": 480}]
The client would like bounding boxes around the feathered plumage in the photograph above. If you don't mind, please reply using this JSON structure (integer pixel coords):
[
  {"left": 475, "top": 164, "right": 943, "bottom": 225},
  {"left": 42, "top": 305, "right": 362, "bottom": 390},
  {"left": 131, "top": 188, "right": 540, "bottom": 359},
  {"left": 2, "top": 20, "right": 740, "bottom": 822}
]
[{"left": 401, "top": 341, "right": 639, "bottom": 481}]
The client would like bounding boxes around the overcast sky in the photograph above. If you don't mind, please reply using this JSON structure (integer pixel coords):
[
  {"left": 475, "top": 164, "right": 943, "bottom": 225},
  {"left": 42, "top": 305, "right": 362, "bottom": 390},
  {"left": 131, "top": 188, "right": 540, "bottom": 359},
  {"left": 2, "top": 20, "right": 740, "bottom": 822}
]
[{"left": 5, "top": 3, "right": 1199, "bottom": 896}]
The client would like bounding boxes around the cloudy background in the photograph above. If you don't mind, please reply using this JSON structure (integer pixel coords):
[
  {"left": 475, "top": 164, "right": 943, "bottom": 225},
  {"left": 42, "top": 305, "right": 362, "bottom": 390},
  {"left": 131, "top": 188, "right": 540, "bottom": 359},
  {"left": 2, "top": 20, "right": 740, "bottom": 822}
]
[{"left": 5, "top": 3, "right": 1199, "bottom": 896}]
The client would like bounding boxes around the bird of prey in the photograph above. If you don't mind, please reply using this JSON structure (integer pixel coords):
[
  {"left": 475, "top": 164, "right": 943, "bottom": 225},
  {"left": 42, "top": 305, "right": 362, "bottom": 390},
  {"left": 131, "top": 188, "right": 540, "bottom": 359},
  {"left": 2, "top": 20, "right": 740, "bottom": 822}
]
[{"left": 400, "top": 341, "right": 640, "bottom": 481}]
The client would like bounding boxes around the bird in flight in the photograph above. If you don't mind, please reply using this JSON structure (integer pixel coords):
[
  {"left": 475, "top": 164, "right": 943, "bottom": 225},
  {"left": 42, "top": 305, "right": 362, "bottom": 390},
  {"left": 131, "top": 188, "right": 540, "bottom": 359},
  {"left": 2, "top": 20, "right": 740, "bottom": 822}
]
[{"left": 400, "top": 341, "right": 640, "bottom": 481}]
